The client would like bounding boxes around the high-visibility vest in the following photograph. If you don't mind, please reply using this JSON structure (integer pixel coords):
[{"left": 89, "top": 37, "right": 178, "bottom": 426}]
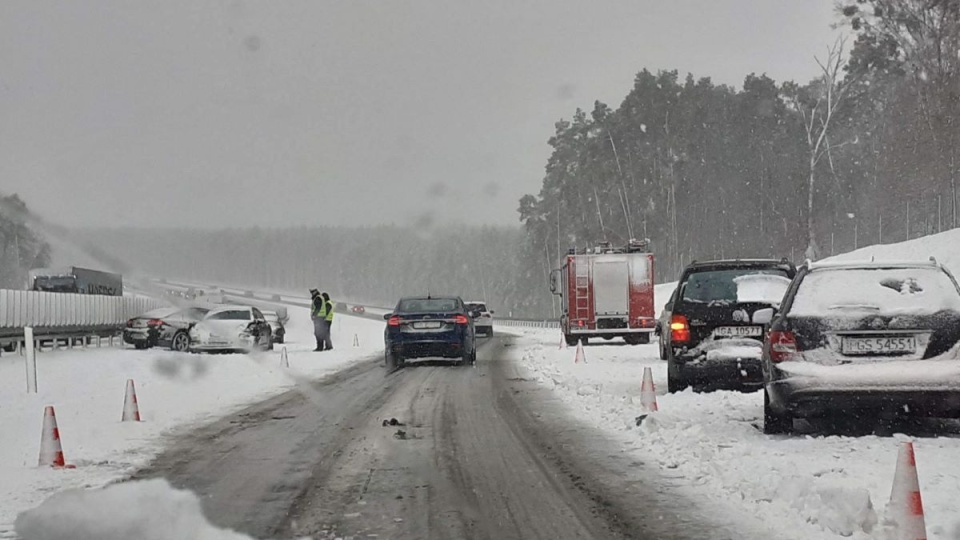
[
  {"left": 325, "top": 301, "right": 334, "bottom": 322},
  {"left": 313, "top": 298, "right": 327, "bottom": 319}
]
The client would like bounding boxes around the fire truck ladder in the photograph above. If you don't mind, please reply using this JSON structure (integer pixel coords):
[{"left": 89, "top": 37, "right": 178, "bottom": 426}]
[{"left": 574, "top": 272, "right": 590, "bottom": 322}]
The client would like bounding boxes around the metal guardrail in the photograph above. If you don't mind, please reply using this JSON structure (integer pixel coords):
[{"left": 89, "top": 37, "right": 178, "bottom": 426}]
[
  {"left": 0, "top": 289, "right": 168, "bottom": 347},
  {"left": 494, "top": 319, "right": 560, "bottom": 330}
]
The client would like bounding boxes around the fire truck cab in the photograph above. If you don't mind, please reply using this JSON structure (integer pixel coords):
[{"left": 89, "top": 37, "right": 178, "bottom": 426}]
[{"left": 550, "top": 239, "right": 656, "bottom": 346}]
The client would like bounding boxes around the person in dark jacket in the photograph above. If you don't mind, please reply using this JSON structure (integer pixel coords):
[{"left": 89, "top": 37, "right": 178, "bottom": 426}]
[
  {"left": 310, "top": 289, "right": 325, "bottom": 351},
  {"left": 319, "top": 292, "right": 334, "bottom": 350}
]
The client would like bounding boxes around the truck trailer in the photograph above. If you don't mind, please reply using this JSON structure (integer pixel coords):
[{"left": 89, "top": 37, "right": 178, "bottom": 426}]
[
  {"left": 550, "top": 239, "right": 655, "bottom": 346},
  {"left": 28, "top": 267, "right": 123, "bottom": 296}
]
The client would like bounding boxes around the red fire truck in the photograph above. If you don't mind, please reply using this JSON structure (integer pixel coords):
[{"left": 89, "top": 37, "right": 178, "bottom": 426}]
[{"left": 550, "top": 239, "right": 656, "bottom": 346}]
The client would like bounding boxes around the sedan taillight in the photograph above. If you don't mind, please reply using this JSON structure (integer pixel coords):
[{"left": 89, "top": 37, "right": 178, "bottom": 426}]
[
  {"left": 454, "top": 314, "right": 469, "bottom": 325},
  {"left": 148, "top": 319, "right": 164, "bottom": 327},
  {"left": 768, "top": 331, "right": 798, "bottom": 363},
  {"left": 388, "top": 316, "right": 401, "bottom": 327}
]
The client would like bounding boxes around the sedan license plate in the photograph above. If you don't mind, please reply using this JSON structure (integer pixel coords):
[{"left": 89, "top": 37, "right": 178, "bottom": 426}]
[
  {"left": 413, "top": 321, "right": 442, "bottom": 329},
  {"left": 842, "top": 336, "right": 916, "bottom": 355},
  {"left": 715, "top": 326, "right": 762, "bottom": 337}
]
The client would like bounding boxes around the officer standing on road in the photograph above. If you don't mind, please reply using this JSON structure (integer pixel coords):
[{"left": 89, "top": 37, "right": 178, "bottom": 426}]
[
  {"left": 310, "top": 289, "right": 325, "bottom": 351},
  {"left": 320, "top": 292, "right": 334, "bottom": 351}
]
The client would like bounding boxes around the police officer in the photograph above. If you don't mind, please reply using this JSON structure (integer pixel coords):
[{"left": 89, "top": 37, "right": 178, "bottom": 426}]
[
  {"left": 310, "top": 289, "right": 325, "bottom": 351},
  {"left": 320, "top": 292, "right": 334, "bottom": 350}
]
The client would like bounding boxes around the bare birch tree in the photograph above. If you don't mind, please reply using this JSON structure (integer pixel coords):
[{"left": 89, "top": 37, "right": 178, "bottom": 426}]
[{"left": 784, "top": 38, "right": 859, "bottom": 260}]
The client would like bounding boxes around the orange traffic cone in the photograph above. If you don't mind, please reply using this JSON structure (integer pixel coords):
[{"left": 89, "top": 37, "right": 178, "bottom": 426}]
[
  {"left": 38, "top": 406, "right": 73, "bottom": 468},
  {"left": 574, "top": 342, "right": 585, "bottom": 363},
  {"left": 640, "top": 367, "right": 658, "bottom": 413},
  {"left": 122, "top": 379, "right": 141, "bottom": 422},
  {"left": 889, "top": 441, "right": 926, "bottom": 540},
  {"left": 280, "top": 346, "right": 289, "bottom": 368}
]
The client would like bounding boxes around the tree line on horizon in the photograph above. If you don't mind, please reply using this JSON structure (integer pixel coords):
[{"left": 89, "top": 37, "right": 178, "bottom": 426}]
[{"left": 518, "top": 0, "right": 959, "bottom": 289}]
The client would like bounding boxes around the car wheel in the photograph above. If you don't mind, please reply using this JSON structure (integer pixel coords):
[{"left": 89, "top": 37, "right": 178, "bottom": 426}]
[
  {"left": 276, "top": 336, "right": 284, "bottom": 344},
  {"left": 564, "top": 334, "right": 579, "bottom": 347},
  {"left": 580, "top": 336, "right": 589, "bottom": 346},
  {"left": 134, "top": 342, "right": 149, "bottom": 350},
  {"left": 763, "top": 389, "right": 793, "bottom": 434},
  {"left": 666, "top": 357, "right": 688, "bottom": 393},
  {"left": 170, "top": 331, "right": 190, "bottom": 352},
  {"left": 658, "top": 336, "right": 668, "bottom": 360}
]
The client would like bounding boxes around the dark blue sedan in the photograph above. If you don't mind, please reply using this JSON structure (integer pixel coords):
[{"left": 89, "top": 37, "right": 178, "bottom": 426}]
[{"left": 384, "top": 296, "right": 478, "bottom": 369}]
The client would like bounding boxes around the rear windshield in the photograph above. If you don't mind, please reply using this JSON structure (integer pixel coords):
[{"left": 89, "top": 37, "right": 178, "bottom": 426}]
[
  {"left": 205, "top": 310, "right": 251, "bottom": 321},
  {"left": 681, "top": 268, "right": 790, "bottom": 304},
  {"left": 466, "top": 303, "right": 487, "bottom": 312},
  {"left": 789, "top": 267, "right": 960, "bottom": 317},
  {"left": 397, "top": 298, "right": 461, "bottom": 313}
]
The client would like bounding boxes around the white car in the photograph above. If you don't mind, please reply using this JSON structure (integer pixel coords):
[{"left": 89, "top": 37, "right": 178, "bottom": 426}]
[
  {"left": 188, "top": 305, "right": 273, "bottom": 353},
  {"left": 465, "top": 301, "right": 494, "bottom": 336}
]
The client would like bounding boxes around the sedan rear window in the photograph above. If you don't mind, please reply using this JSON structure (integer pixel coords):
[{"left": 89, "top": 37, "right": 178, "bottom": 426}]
[
  {"left": 789, "top": 267, "right": 960, "bottom": 317},
  {"left": 681, "top": 268, "right": 790, "bottom": 304},
  {"left": 398, "top": 298, "right": 460, "bottom": 313},
  {"left": 205, "top": 310, "right": 251, "bottom": 321}
]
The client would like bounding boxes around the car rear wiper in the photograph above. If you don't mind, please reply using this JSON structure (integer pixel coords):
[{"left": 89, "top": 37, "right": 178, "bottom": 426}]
[{"left": 828, "top": 304, "right": 880, "bottom": 311}]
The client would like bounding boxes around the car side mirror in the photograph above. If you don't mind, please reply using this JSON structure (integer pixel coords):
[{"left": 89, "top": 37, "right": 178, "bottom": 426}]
[
  {"left": 753, "top": 308, "right": 776, "bottom": 325},
  {"left": 383, "top": 313, "right": 392, "bottom": 321}
]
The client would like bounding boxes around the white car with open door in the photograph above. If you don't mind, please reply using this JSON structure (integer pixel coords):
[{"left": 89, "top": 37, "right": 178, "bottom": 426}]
[
  {"left": 465, "top": 301, "right": 494, "bottom": 336},
  {"left": 188, "top": 305, "right": 273, "bottom": 353}
]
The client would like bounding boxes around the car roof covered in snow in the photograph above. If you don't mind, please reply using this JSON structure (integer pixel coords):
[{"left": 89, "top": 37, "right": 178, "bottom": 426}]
[
  {"left": 205, "top": 304, "right": 252, "bottom": 314},
  {"left": 805, "top": 259, "right": 943, "bottom": 271},
  {"left": 688, "top": 258, "right": 791, "bottom": 268}
]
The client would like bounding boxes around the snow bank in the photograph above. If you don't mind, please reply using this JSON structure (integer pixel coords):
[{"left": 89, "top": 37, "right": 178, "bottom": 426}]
[
  {"left": 824, "top": 229, "right": 960, "bottom": 277},
  {"left": 15, "top": 479, "right": 253, "bottom": 540},
  {"left": 507, "top": 327, "right": 960, "bottom": 539},
  {"left": 0, "top": 307, "right": 384, "bottom": 536}
]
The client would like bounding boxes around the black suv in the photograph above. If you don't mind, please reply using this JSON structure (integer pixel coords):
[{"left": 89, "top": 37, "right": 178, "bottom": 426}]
[{"left": 662, "top": 259, "right": 796, "bottom": 392}]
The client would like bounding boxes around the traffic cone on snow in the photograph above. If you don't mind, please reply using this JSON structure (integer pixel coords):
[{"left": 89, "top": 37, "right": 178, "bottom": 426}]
[
  {"left": 353, "top": 334, "right": 359, "bottom": 347},
  {"left": 888, "top": 441, "right": 927, "bottom": 540},
  {"left": 280, "top": 346, "right": 289, "bottom": 368},
  {"left": 38, "top": 406, "right": 73, "bottom": 468},
  {"left": 574, "top": 342, "right": 585, "bottom": 364},
  {"left": 122, "top": 379, "right": 141, "bottom": 422},
  {"left": 559, "top": 332, "right": 566, "bottom": 350},
  {"left": 640, "top": 367, "right": 658, "bottom": 413}
]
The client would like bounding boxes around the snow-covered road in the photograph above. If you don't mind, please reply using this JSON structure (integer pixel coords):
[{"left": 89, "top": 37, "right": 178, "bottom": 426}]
[
  {"left": 0, "top": 306, "right": 385, "bottom": 537},
  {"left": 512, "top": 327, "right": 960, "bottom": 539}
]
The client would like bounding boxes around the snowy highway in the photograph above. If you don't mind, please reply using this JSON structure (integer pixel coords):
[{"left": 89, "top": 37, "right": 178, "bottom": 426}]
[{"left": 128, "top": 334, "right": 767, "bottom": 540}]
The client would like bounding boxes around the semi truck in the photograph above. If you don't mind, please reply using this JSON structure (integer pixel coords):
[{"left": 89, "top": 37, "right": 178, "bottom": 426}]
[
  {"left": 28, "top": 267, "right": 123, "bottom": 296},
  {"left": 550, "top": 239, "right": 656, "bottom": 346}
]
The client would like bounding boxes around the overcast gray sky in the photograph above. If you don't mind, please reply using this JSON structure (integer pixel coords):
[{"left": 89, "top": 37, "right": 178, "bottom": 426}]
[{"left": 1, "top": 1, "right": 839, "bottom": 229}]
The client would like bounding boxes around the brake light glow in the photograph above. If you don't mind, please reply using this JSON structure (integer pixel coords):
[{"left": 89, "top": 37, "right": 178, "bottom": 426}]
[
  {"left": 578, "top": 320, "right": 584, "bottom": 327},
  {"left": 148, "top": 319, "right": 164, "bottom": 327},
  {"left": 670, "top": 315, "right": 690, "bottom": 343},
  {"left": 454, "top": 314, "right": 469, "bottom": 325},
  {"left": 126, "top": 319, "right": 134, "bottom": 327},
  {"left": 768, "top": 331, "right": 798, "bottom": 363},
  {"left": 388, "top": 316, "right": 401, "bottom": 327}
]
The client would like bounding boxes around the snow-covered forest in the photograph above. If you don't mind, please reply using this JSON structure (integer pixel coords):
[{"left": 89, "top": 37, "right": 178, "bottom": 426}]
[{"left": 518, "top": 0, "right": 960, "bottom": 286}]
